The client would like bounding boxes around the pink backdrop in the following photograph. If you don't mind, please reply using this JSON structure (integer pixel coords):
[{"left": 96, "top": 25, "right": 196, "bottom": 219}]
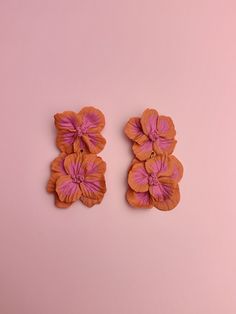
[{"left": 1, "top": 1, "right": 236, "bottom": 313}]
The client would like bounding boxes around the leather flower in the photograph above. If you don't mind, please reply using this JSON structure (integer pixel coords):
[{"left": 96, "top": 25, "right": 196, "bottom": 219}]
[
  {"left": 126, "top": 154, "right": 183, "bottom": 210},
  {"left": 124, "top": 108, "right": 177, "bottom": 161},
  {"left": 54, "top": 106, "right": 106, "bottom": 154},
  {"left": 47, "top": 152, "right": 106, "bottom": 208}
]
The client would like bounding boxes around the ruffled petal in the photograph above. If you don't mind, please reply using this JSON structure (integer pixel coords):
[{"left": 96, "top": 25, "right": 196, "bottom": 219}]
[
  {"left": 126, "top": 188, "right": 153, "bottom": 208},
  {"left": 64, "top": 153, "right": 83, "bottom": 177},
  {"left": 82, "top": 132, "right": 106, "bottom": 154},
  {"left": 80, "top": 195, "right": 104, "bottom": 208},
  {"left": 145, "top": 154, "right": 173, "bottom": 177},
  {"left": 56, "top": 175, "right": 82, "bottom": 203},
  {"left": 128, "top": 162, "right": 149, "bottom": 192},
  {"left": 157, "top": 115, "right": 176, "bottom": 139},
  {"left": 54, "top": 111, "right": 79, "bottom": 131},
  {"left": 56, "top": 129, "right": 76, "bottom": 154},
  {"left": 140, "top": 108, "right": 159, "bottom": 135},
  {"left": 150, "top": 177, "right": 180, "bottom": 211},
  {"left": 55, "top": 194, "right": 73, "bottom": 209},
  {"left": 51, "top": 153, "right": 67, "bottom": 174},
  {"left": 124, "top": 117, "right": 148, "bottom": 145},
  {"left": 78, "top": 107, "right": 105, "bottom": 132},
  {"left": 132, "top": 140, "right": 153, "bottom": 161},
  {"left": 80, "top": 175, "right": 106, "bottom": 200},
  {"left": 169, "top": 155, "right": 184, "bottom": 183},
  {"left": 153, "top": 137, "right": 177, "bottom": 155},
  {"left": 82, "top": 154, "right": 106, "bottom": 176},
  {"left": 47, "top": 172, "right": 60, "bottom": 193}
]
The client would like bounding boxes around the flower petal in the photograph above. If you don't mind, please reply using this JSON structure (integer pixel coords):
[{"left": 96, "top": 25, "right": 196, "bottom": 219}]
[
  {"left": 126, "top": 188, "right": 153, "bottom": 208},
  {"left": 128, "top": 162, "right": 149, "bottom": 192},
  {"left": 54, "top": 111, "right": 79, "bottom": 131},
  {"left": 124, "top": 117, "right": 148, "bottom": 144},
  {"left": 169, "top": 155, "right": 184, "bottom": 183},
  {"left": 80, "top": 195, "right": 104, "bottom": 208},
  {"left": 80, "top": 175, "right": 106, "bottom": 200},
  {"left": 56, "top": 175, "right": 82, "bottom": 203},
  {"left": 78, "top": 106, "right": 105, "bottom": 132},
  {"left": 82, "top": 132, "right": 106, "bottom": 154},
  {"left": 140, "top": 108, "right": 159, "bottom": 135},
  {"left": 51, "top": 153, "right": 67, "bottom": 174},
  {"left": 64, "top": 153, "right": 83, "bottom": 177},
  {"left": 153, "top": 137, "right": 177, "bottom": 155},
  {"left": 82, "top": 154, "right": 106, "bottom": 176},
  {"left": 47, "top": 172, "right": 60, "bottom": 193},
  {"left": 145, "top": 154, "right": 173, "bottom": 177},
  {"left": 150, "top": 177, "right": 180, "bottom": 211},
  {"left": 56, "top": 129, "right": 76, "bottom": 154},
  {"left": 132, "top": 140, "right": 153, "bottom": 161},
  {"left": 55, "top": 194, "right": 73, "bottom": 209},
  {"left": 157, "top": 115, "right": 176, "bottom": 139}
]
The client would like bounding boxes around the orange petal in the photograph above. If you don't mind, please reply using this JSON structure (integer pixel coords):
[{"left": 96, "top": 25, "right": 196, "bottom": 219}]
[
  {"left": 80, "top": 175, "right": 106, "bottom": 200},
  {"left": 56, "top": 175, "right": 82, "bottom": 203},
  {"left": 128, "top": 162, "right": 149, "bottom": 192},
  {"left": 157, "top": 115, "right": 176, "bottom": 139},
  {"left": 54, "top": 111, "right": 79, "bottom": 131},
  {"left": 51, "top": 153, "right": 67, "bottom": 174},
  {"left": 55, "top": 194, "right": 73, "bottom": 209},
  {"left": 153, "top": 138, "right": 177, "bottom": 155},
  {"left": 124, "top": 117, "right": 148, "bottom": 144},
  {"left": 63, "top": 153, "right": 83, "bottom": 177},
  {"left": 140, "top": 108, "right": 159, "bottom": 135},
  {"left": 78, "top": 107, "right": 105, "bottom": 132},
  {"left": 145, "top": 154, "right": 173, "bottom": 177},
  {"left": 56, "top": 129, "right": 75, "bottom": 154},
  {"left": 47, "top": 172, "right": 60, "bottom": 193},
  {"left": 82, "top": 132, "right": 106, "bottom": 154},
  {"left": 132, "top": 140, "right": 153, "bottom": 161},
  {"left": 82, "top": 154, "right": 106, "bottom": 176},
  {"left": 169, "top": 155, "right": 183, "bottom": 183},
  {"left": 80, "top": 195, "right": 104, "bottom": 208},
  {"left": 126, "top": 188, "right": 153, "bottom": 208}
]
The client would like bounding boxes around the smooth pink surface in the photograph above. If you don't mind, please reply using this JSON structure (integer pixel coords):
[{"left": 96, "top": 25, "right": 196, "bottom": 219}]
[{"left": 0, "top": 1, "right": 236, "bottom": 313}]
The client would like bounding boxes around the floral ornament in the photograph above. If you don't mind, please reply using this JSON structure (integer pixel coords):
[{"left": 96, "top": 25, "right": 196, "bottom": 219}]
[
  {"left": 126, "top": 154, "right": 183, "bottom": 210},
  {"left": 124, "top": 108, "right": 177, "bottom": 161},
  {"left": 47, "top": 152, "right": 106, "bottom": 208},
  {"left": 54, "top": 106, "right": 106, "bottom": 154}
]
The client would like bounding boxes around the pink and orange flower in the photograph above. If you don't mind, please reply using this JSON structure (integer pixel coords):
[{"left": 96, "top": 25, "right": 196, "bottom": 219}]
[
  {"left": 127, "top": 154, "right": 183, "bottom": 210},
  {"left": 124, "top": 108, "right": 176, "bottom": 161},
  {"left": 47, "top": 152, "right": 106, "bottom": 208},
  {"left": 54, "top": 106, "right": 106, "bottom": 154}
]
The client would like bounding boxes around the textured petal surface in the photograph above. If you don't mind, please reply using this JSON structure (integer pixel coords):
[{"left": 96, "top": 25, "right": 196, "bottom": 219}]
[
  {"left": 82, "top": 132, "right": 106, "bottom": 154},
  {"left": 128, "top": 162, "right": 149, "bottom": 192},
  {"left": 145, "top": 154, "right": 173, "bottom": 177},
  {"left": 153, "top": 137, "right": 177, "bottom": 155},
  {"left": 56, "top": 175, "right": 82, "bottom": 203},
  {"left": 64, "top": 153, "right": 83, "bottom": 177},
  {"left": 80, "top": 175, "right": 106, "bottom": 200},
  {"left": 51, "top": 153, "right": 67, "bottom": 174},
  {"left": 80, "top": 195, "right": 104, "bottom": 208},
  {"left": 82, "top": 154, "right": 106, "bottom": 176},
  {"left": 124, "top": 117, "right": 147, "bottom": 144},
  {"left": 47, "top": 172, "right": 60, "bottom": 193},
  {"left": 55, "top": 194, "right": 73, "bottom": 209},
  {"left": 126, "top": 188, "right": 153, "bottom": 208},
  {"left": 152, "top": 182, "right": 180, "bottom": 211},
  {"left": 157, "top": 115, "right": 176, "bottom": 139},
  {"left": 56, "top": 129, "right": 76, "bottom": 154},
  {"left": 132, "top": 140, "right": 153, "bottom": 161},
  {"left": 140, "top": 108, "right": 159, "bottom": 135},
  {"left": 169, "top": 155, "right": 184, "bottom": 182},
  {"left": 54, "top": 111, "right": 79, "bottom": 131},
  {"left": 78, "top": 106, "right": 105, "bottom": 132}
]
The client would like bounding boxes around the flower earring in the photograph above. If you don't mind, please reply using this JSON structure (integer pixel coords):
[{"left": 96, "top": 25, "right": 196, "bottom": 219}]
[
  {"left": 47, "top": 106, "right": 107, "bottom": 208},
  {"left": 124, "top": 108, "right": 183, "bottom": 211}
]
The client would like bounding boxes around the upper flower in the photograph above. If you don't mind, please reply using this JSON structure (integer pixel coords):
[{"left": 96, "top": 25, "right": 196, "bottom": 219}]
[
  {"left": 127, "top": 154, "right": 183, "bottom": 210},
  {"left": 124, "top": 108, "right": 177, "bottom": 160},
  {"left": 47, "top": 152, "right": 106, "bottom": 208},
  {"left": 54, "top": 106, "right": 106, "bottom": 154}
]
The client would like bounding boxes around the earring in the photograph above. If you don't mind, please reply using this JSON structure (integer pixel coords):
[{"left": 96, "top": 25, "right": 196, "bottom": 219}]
[
  {"left": 124, "top": 108, "right": 183, "bottom": 211},
  {"left": 47, "top": 106, "right": 107, "bottom": 208}
]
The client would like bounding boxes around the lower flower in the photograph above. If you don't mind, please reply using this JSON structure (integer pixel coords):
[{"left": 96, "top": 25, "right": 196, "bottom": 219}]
[
  {"left": 126, "top": 154, "right": 183, "bottom": 211},
  {"left": 47, "top": 152, "right": 106, "bottom": 208}
]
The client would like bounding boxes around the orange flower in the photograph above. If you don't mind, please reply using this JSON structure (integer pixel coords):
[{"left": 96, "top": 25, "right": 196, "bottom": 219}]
[
  {"left": 124, "top": 108, "right": 176, "bottom": 161},
  {"left": 47, "top": 152, "right": 106, "bottom": 208},
  {"left": 54, "top": 106, "right": 106, "bottom": 154},
  {"left": 126, "top": 154, "right": 183, "bottom": 211}
]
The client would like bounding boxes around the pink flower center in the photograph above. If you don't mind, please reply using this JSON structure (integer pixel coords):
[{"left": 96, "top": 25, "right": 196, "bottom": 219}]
[
  {"left": 72, "top": 175, "right": 84, "bottom": 184},
  {"left": 149, "top": 130, "right": 159, "bottom": 141},
  {"left": 148, "top": 173, "right": 159, "bottom": 186}
]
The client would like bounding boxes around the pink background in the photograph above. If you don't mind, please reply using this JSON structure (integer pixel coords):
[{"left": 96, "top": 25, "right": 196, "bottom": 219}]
[{"left": 0, "top": 1, "right": 236, "bottom": 313}]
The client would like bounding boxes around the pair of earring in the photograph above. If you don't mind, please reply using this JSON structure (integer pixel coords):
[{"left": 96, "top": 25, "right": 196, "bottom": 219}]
[{"left": 47, "top": 106, "right": 183, "bottom": 211}]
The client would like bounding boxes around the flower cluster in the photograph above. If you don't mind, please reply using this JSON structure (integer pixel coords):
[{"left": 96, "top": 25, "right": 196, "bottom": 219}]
[
  {"left": 124, "top": 108, "right": 183, "bottom": 211},
  {"left": 47, "top": 107, "right": 107, "bottom": 208}
]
